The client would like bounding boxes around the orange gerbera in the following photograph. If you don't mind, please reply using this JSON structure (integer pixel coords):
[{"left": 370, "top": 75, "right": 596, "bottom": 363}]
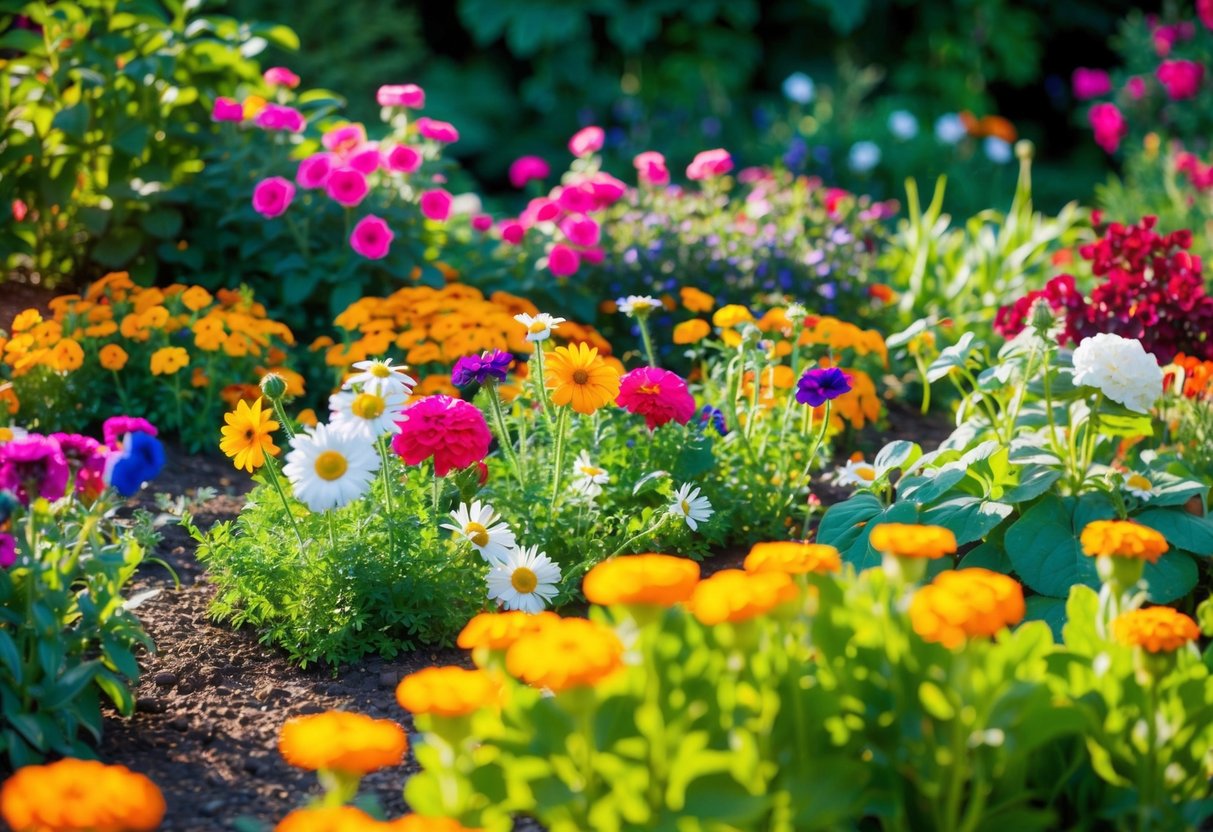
[
  {"left": 869, "top": 523, "right": 957, "bottom": 559},
  {"left": 0, "top": 759, "right": 165, "bottom": 832},
  {"left": 582, "top": 554, "right": 700, "bottom": 606},
  {"left": 1112, "top": 607, "right": 1200, "bottom": 653},
  {"left": 278, "top": 711, "right": 407, "bottom": 775},
  {"left": 545, "top": 342, "right": 621, "bottom": 414},
  {"left": 505, "top": 616, "right": 624, "bottom": 692},
  {"left": 1080, "top": 520, "right": 1168, "bottom": 563},
  {"left": 686, "top": 569, "right": 799, "bottom": 625},
  {"left": 909, "top": 568, "right": 1025, "bottom": 648},
  {"left": 395, "top": 666, "right": 501, "bottom": 717},
  {"left": 743, "top": 542, "right": 841, "bottom": 575}
]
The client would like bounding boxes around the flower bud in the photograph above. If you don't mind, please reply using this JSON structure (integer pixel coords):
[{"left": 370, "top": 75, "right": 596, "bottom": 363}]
[
  {"left": 1014, "top": 139, "right": 1034, "bottom": 161},
  {"left": 259, "top": 372, "right": 288, "bottom": 401}
]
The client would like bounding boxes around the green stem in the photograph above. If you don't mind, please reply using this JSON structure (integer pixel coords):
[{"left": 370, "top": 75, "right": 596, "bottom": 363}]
[
  {"left": 263, "top": 457, "right": 306, "bottom": 550},
  {"left": 532, "top": 344, "right": 555, "bottom": 427},
  {"left": 550, "top": 406, "right": 570, "bottom": 504},
  {"left": 609, "top": 512, "right": 670, "bottom": 557},
  {"left": 914, "top": 355, "right": 931, "bottom": 414},
  {"left": 378, "top": 437, "right": 397, "bottom": 551},
  {"left": 637, "top": 315, "right": 658, "bottom": 368},
  {"left": 271, "top": 397, "right": 296, "bottom": 441},
  {"left": 486, "top": 383, "right": 525, "bottom": 489},
  {"left": 432, "top": 468, "right": 442, "bottom": 518}
]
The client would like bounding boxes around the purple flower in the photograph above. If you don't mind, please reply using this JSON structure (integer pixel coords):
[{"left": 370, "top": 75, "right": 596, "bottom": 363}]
[
  {"left": 0, "top": 434, "right": 70, "bottom": 505},
  {"left": 51, "top": 432, "right": 108, "bottom": 496},
  {"left": 0, "top": 532, "right": 14, "bottom": 569},
  {"left": 795, "top": 367, "right": 852, "bottom": 407},
  {"left": 697, "top": 404, "right": 728, "bottom": 436},
  {"left": 103, "top": 416, "right": 158, "bottom": 449},
  {"left": 451, "top": 350, "right": 513, "bottom": 387}
]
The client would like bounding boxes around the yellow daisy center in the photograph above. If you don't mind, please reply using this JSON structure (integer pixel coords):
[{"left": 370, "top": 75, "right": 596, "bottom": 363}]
[
  {"left": 352, "top": 392, "right": 386, "bottom": 420},
  {"left": 464, "top": 522, "right": 490, "bottom": 547},
  {"left": 314, "top": 450, "right": 348, "bottom": 481},
  {"left": 511, "top": 567, "right": 538, "bottom": 594},
  {"left": 580, "top": 465, "right": 603, "bottom": 477},
  {"left": 370, "top": 364, "right": 391, "bottom": 378},
  {"left": 1127, "top": 474, "right": 1151, "bottom": 491},
  {"left": 572, "top": 369, "right": 589, "bottom": 384},
  {"left": 680, "top": 499, "right": 691, "bottom": 514},
  {"left": 857, "top": 467, "right": 876, "bottom": 481},
  {"left": 528, "top": 321, "right": 548, "bottom": 334}
]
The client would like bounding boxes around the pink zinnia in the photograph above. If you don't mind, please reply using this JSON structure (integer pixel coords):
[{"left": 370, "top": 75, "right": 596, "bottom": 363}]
[
  {"left": 634, "top": 151, "right": 669, "bottom": 186},
  {"left": 568, "top": 125, "right": 604, "bottom": 157},
  {"left": 555, "top": 184, "right": 595, "bottom": 214},
  {"left": 416, "top": 117, "right": 459, "bottom": 143},
  {"left": 211, "top": 97, "right": 244, "bottom": 122},
  {"left": 377, "top": 84, "right": 425, "bottom": 108},
  {"left": 0, "top": 434, "right": 70, "bottom": 505},
  {"left": 263, "top": 66, "right": 300, "bottom": 88},
  {"left": 548, "top": 244, "right": 581, "bottom": 277},
  {"left": 346, "top": 145, "right": 382, "bottom": 175},
  {"left": 508, "top": 155, "right": 551, "bottom": 188},
  {"left": 420, "top": 189, "right": 452, "bottom": 221},
  {"left": 384, "top": 145, "right": 422, "bottom": 173},
  {"left": 1088, "top": 103, "right": 1127, "bottom": 154},
  {"left": 51, "top": 432, "right": 108, "bottom": 499},
  {"left": 588, "top": 172, "right": 626, "bottom": 206},
  {"left": 471, "top": 213, "right": 493, "bottom": 231},
  {"left": 391, "top": 395, "right": 490, "bottom": 477},
  {"left": 687, "top": 148, "right": 733, "bottom": 180},
  {"left": 1156, "top": 59, "right": 1204, "bottom": 100},
  {"left": 560, "top": 214, "right": 600, "bottom": 248},
  {"left": 521, "top": 197, "right": 560, "bottom": 226},
  {"left": 350, "top": 215, "right": 394, "bottom": 259},
  {"left": 1201, "top": 0, "right": 1213, "bottom": 30},
  {"left": 326, "top": 168, "right": 369, "bottom": 207},
  {"left": 254, "top": 103, "right": 305, "bottom": 132},
  {"left": 103, "top": 416, "right": 158, "bottom": 449},
  {"left": 1125, "top": 76, "right": 1148, "bottom": 101},
  {"left": 296, "top": 153, "right": 334, "bottom": 189},
  {"left": 1071, "top": 68, "right": 1111, "bottom": 100},
  {"left": 0, "top": 533, "right": 14, "bottom": 569},
  {"left": 251, "top": 177, "right": 295, "bottom": 219},
  {"left": 616, "top": 368, "right": 696, "bottom": 430},
  {"left": 323, "top": 124, "right": 367, "bottom": 156},
  {"left": 500, "top": 220, "right": 525, "bottom": 244}
]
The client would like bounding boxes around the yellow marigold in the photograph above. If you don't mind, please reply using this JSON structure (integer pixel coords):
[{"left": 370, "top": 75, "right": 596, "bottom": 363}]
[
  {"left": 395, "top": 666, "right": 501, "bottom": 717},
  {"left": 1079, "top": 520, "right": 1168, "bottom": 563},
  {"left": 457, "top": 610, "right": 559, "bottom": 652},
  {"left": 223, "top": 332, "right": 252, "bottom": 357},
  {"left": 712, "top": 304, "right": 753, "bottom": 328},
  {"left": 30, "top": 320, "right": 62, "bottom": 346},
  {"left": 869, "top": 523, "right": 957, "bottom": 560},
  {"left": 680, "top": 286, "right": 715, "bottom": 313},
  {"left": 49, "top": 338, "right": 84, "bottom": 372},
  {"left": 191, "top": 367, "right": 210, "bottom": 388},
  {"left": 221, "top": 383, "right": 262, "bottom": 408},
  {"left": 582, "top": 554, "right": 700, "bottom": 606},
  {"left": 11, "top": 309, "right": 42, "bottom": 333},
  {"left": 1112, "top": 607, "right": 1200, "bottom": 653},
  {"left": 687, "top": 569, "right": 799, "bottom": 625},
  {"left": 220, "top": 397, "right": 280, "bottom": 472},
  {"left": 278, "top": 711, "right": 407, "bottom": 775},
  {"left": 407, "top": 342, "right": 443, "bottom": 365},
  {"left": 0, "top": 387, "right": 17, "bottom": 415},
  {"left": 181, "top": 285, "right": 213, "bottom": 312},
  {"left": 743, "top": 542, "right": 841, "bottom": 575},
  {"left": 149, "top": 346, "right": 189, "bottom": 376},
  {"left": 384, "top": 817, "right": 484, "bottom": 832},
  {"left": 297, "top": 408, "right": 319, "bottom": 427},
  {"left": 910, "top": 568, "right": 1025, "bottom": 648},
  {"left": 275, "top": 806, "right": 379, "bottom": 832},
  {"left": 505, "top": 617, "right": 624, "bottom": 692},
  {"left": 545, "top": 342, "right": 621, "bottom": 414},
  {"left": 84, "top": 320, "right": 118, "bottom": 338},
  {"left": 0, "top": 758, "right": 165, "bottom": 832}
]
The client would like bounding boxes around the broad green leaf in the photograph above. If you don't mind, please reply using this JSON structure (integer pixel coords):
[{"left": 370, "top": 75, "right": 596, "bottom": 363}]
[
  {"left": 1142, "top": 551, "right": 1198, "bottom": 604},
  {"left": 921, "top": 496, "right": 1012, "bottom": 545},
  {"left": 1004, "top": 495, "right": 1108, "bottom": 597},
  {"left": 1023, "top": 596, "right": 1067, "bottom": 640},
  {"left": 1134, "top": 509, "right": 1213, "bottom": 557}
]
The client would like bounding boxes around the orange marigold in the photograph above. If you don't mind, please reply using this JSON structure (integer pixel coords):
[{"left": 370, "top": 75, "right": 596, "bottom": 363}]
[
  {"left": 278, "top": 711, "right": 407, "bottom": 775},
  {"left": 909, "top": 568, "right": 1025, "bottom": 648},
  {"left": 1079, "top": 520, "right": 1168, "bottom": 563},
  {"left": 686, "top": 569, "right": 799, "bottom": 625},
  {"left": 275, "top": 805, "right": 380, "bottom": 832},
  {"left": 711, "top": 304, "right": 753, "bottom": 328},
  {"left": 672, "top": 319, "right": 711, "bottom": 345},
  {"left": 680, "top": 286, "right": 715, "bottom": 313},
  {"left": 0, "top": 759, "right": 165, "bottom": 832},
  {"left": 1112, "top": 607, "right": 1200, "bottom": 653},
  {"left": 396, "top": 666, "right": 501, "bottom": 717},
  {"left": 743, "top": 542, "right": 841, "bottom": 575},
  {"left": 869, "top": 523, "right": 957, "bottom": 559},
  {"left": 582, "top": 554, "right": 700, "bottom": 606},
  {"left": 505, "top": 617, "right": 624, "bottom": 692},
  {"left": 457, "top": 610, "right": 559, "bottom": 652},
  {"left": 149, "top": 346, "right": 189, "bottom": 376}
]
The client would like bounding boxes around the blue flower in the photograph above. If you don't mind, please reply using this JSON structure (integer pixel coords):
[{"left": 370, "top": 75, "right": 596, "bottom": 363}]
[
  {"left": 795, "top": 368, "right": 852, "bottom": 407},
  {"left": 697, "top": 405, "right": 728, "bottom": 436},
  {"left": 105, "top": 431, "right": 165, "bottom": 497}
]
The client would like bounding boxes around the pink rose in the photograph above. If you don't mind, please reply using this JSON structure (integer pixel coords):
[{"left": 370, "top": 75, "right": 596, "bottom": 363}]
[
  {"left": 347, "top": 145, "right": 382, "bottom": 174},
  {"left": 1156, "top": 59, "right": 1204, "bottom": 100},
  {"left": 416, "top": 117, "right": 459, "bottom": 143},
  {"left": 500, "top": 220, "right": 525, "bottom": 244},
  {"left": 323, "top": 124, "right": 367, "bottom": 156},
  {"left": 296, "top": 153, "right": 334, "bottom": 189},
  {"left": 326, "top": 167, "right": 369, "bottom": 207},
  {"left": 560, "top": 214, "right": 600, "bottom": 248},
  {"left": 555, "top": 184, "right": 595, "bottom": 214},
  {"left": 1125, "top": 76, "right": 1148, "bottom": 100},
  {"left": 581, "top": 247, "right": 604, "bottom": 265},
  {"left": 420, "top": 188, "right": 453, "bottom": 221},
  {"left": 251, "top": 177, "right": 295, "bottom": 219},
  {"left": 211, "top": 97, "right": 244, "bottom": 122},
  {"left": 254, "top": 103, "right": 305, "bottom": 132},
  {"left": 377, "top": 84, "right": 425, "bottom": 108},
  {"left": 687, "top": 148, "right": 733, "bottom": 180},
  {"left": 1201, "top": 0, "right": 1213, "bottom": 30},
  {"left": 520, "top": 197, "right": 560, "bottom": 226},
  {"left": 263, "top": 66, "right": 300, "bottom": 88},
  {"left": 634, "top": 151, "right": 669, "bottom": 186},
  {"left": 350, "top": 214, "right": 394, "bottom": 259},
  {"left": 568, "top": 125, "right": 604, "bottom": 157},
  {"left": 548, "top": 244, "right": 581, "bottom": 277},
  {"left": 471, "top": 213, "right": 493, "bottom": 231},
  {"left": 1088, "top": 103, "right": 1127, "bottom": 154},
  {"left": 385, "top": 145, "right": 422, "bottom": 173},
  {"left": 508, "top": 155, "right": 551, "bottom": 188},
  {"left": 1071, "top": 68, "right": 1111, "bottom": 100}
]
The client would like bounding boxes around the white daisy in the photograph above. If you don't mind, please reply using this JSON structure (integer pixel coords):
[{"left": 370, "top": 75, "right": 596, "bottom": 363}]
[
  {"left": 616, "top": 295, "right": 661, "bottom": 317},
  {"left": 344, "top": 358, "right": 417, "bottom": 398},
  {"left": 668, "top": 483, "right": 713, "bottom": 531},
  {"left": 441, "top": 500, "right": 517, "bottom": 563},
  {"left": 513, "top": 312, "right": 565, "bottom": 342},
  {"left": 0, "top": 425, "right": 29, "bottom": 443},
  {"left": 1123, "top": 472, "right": 1155, "bottom": 500},
  {"left": 328, "top": 388, "right": 406, "bottom": 442},
  {"left": 486, "top": 545, "right": 561, "bottom": 613},
  {"left": 836, "top": 459, "right": 878, "bottom": 487},
  {"left": 569, "top": 450, "right": 609, "bottom": 499},
  {"left": 283, "top": 422, "right": 381, "bottom": 512}
]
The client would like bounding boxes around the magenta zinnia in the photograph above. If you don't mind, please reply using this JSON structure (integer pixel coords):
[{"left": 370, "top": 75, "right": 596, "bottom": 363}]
[
  {"left": 616, "top": 367, "right": 697, "bottom": 430},
  {"left": 391, "top": 395, "right": 491, "bottom": 476},
  {"left": 0, "top": 434, "right": 70, "bottom": 505}
]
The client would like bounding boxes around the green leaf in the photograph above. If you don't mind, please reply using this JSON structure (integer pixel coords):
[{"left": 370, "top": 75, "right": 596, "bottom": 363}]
[
  {"left": 51, "top": 103, "right": 89, "bottom": 140},
  {"left": 926, "top": 331, "right": 979, "bottom": 382},
  {"left": 0, "top": 629, "right": 21, "bottom": 684},
  {"left": 112, "top": 123, "right": 150, "bottom": 158},
  {"left": 282, "top": 271, "right": 320, "bottom": 305},
  {"left": 41, "top": 661, "right": 101, "bottom": 710},
  {"left": 959, "top": 541, "right": 1011, "bottom": 573},
  {"left": 921, "top": 496, "right": 1012, "bottom": 545},
  {"left": 139, "top": 208, "right": 183, "bottom": 239},
  {"left": 1004, "top": 465, "right": 1062, "bottom": 503},
  {"left": 1004, "top": 495, "right": 1108, "bottom": 597},
  {"left": 1142, "top": 551, "right": 1198, "bottom": 604},
  {"left": 1134, "top": 508, "right": 1213, "bottom": 557},
  {"left": 819, "top": 496, "right": 919, "bottom": 569},
  {"left": 1098, "top": 411, "right": 1154, "bottom": 438},
  {"left": 92, "top": 227, "right": 144, "bottom": 268},
  {"left": 1023, "top": 596, "right": 1067, "bottom": 640}
]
